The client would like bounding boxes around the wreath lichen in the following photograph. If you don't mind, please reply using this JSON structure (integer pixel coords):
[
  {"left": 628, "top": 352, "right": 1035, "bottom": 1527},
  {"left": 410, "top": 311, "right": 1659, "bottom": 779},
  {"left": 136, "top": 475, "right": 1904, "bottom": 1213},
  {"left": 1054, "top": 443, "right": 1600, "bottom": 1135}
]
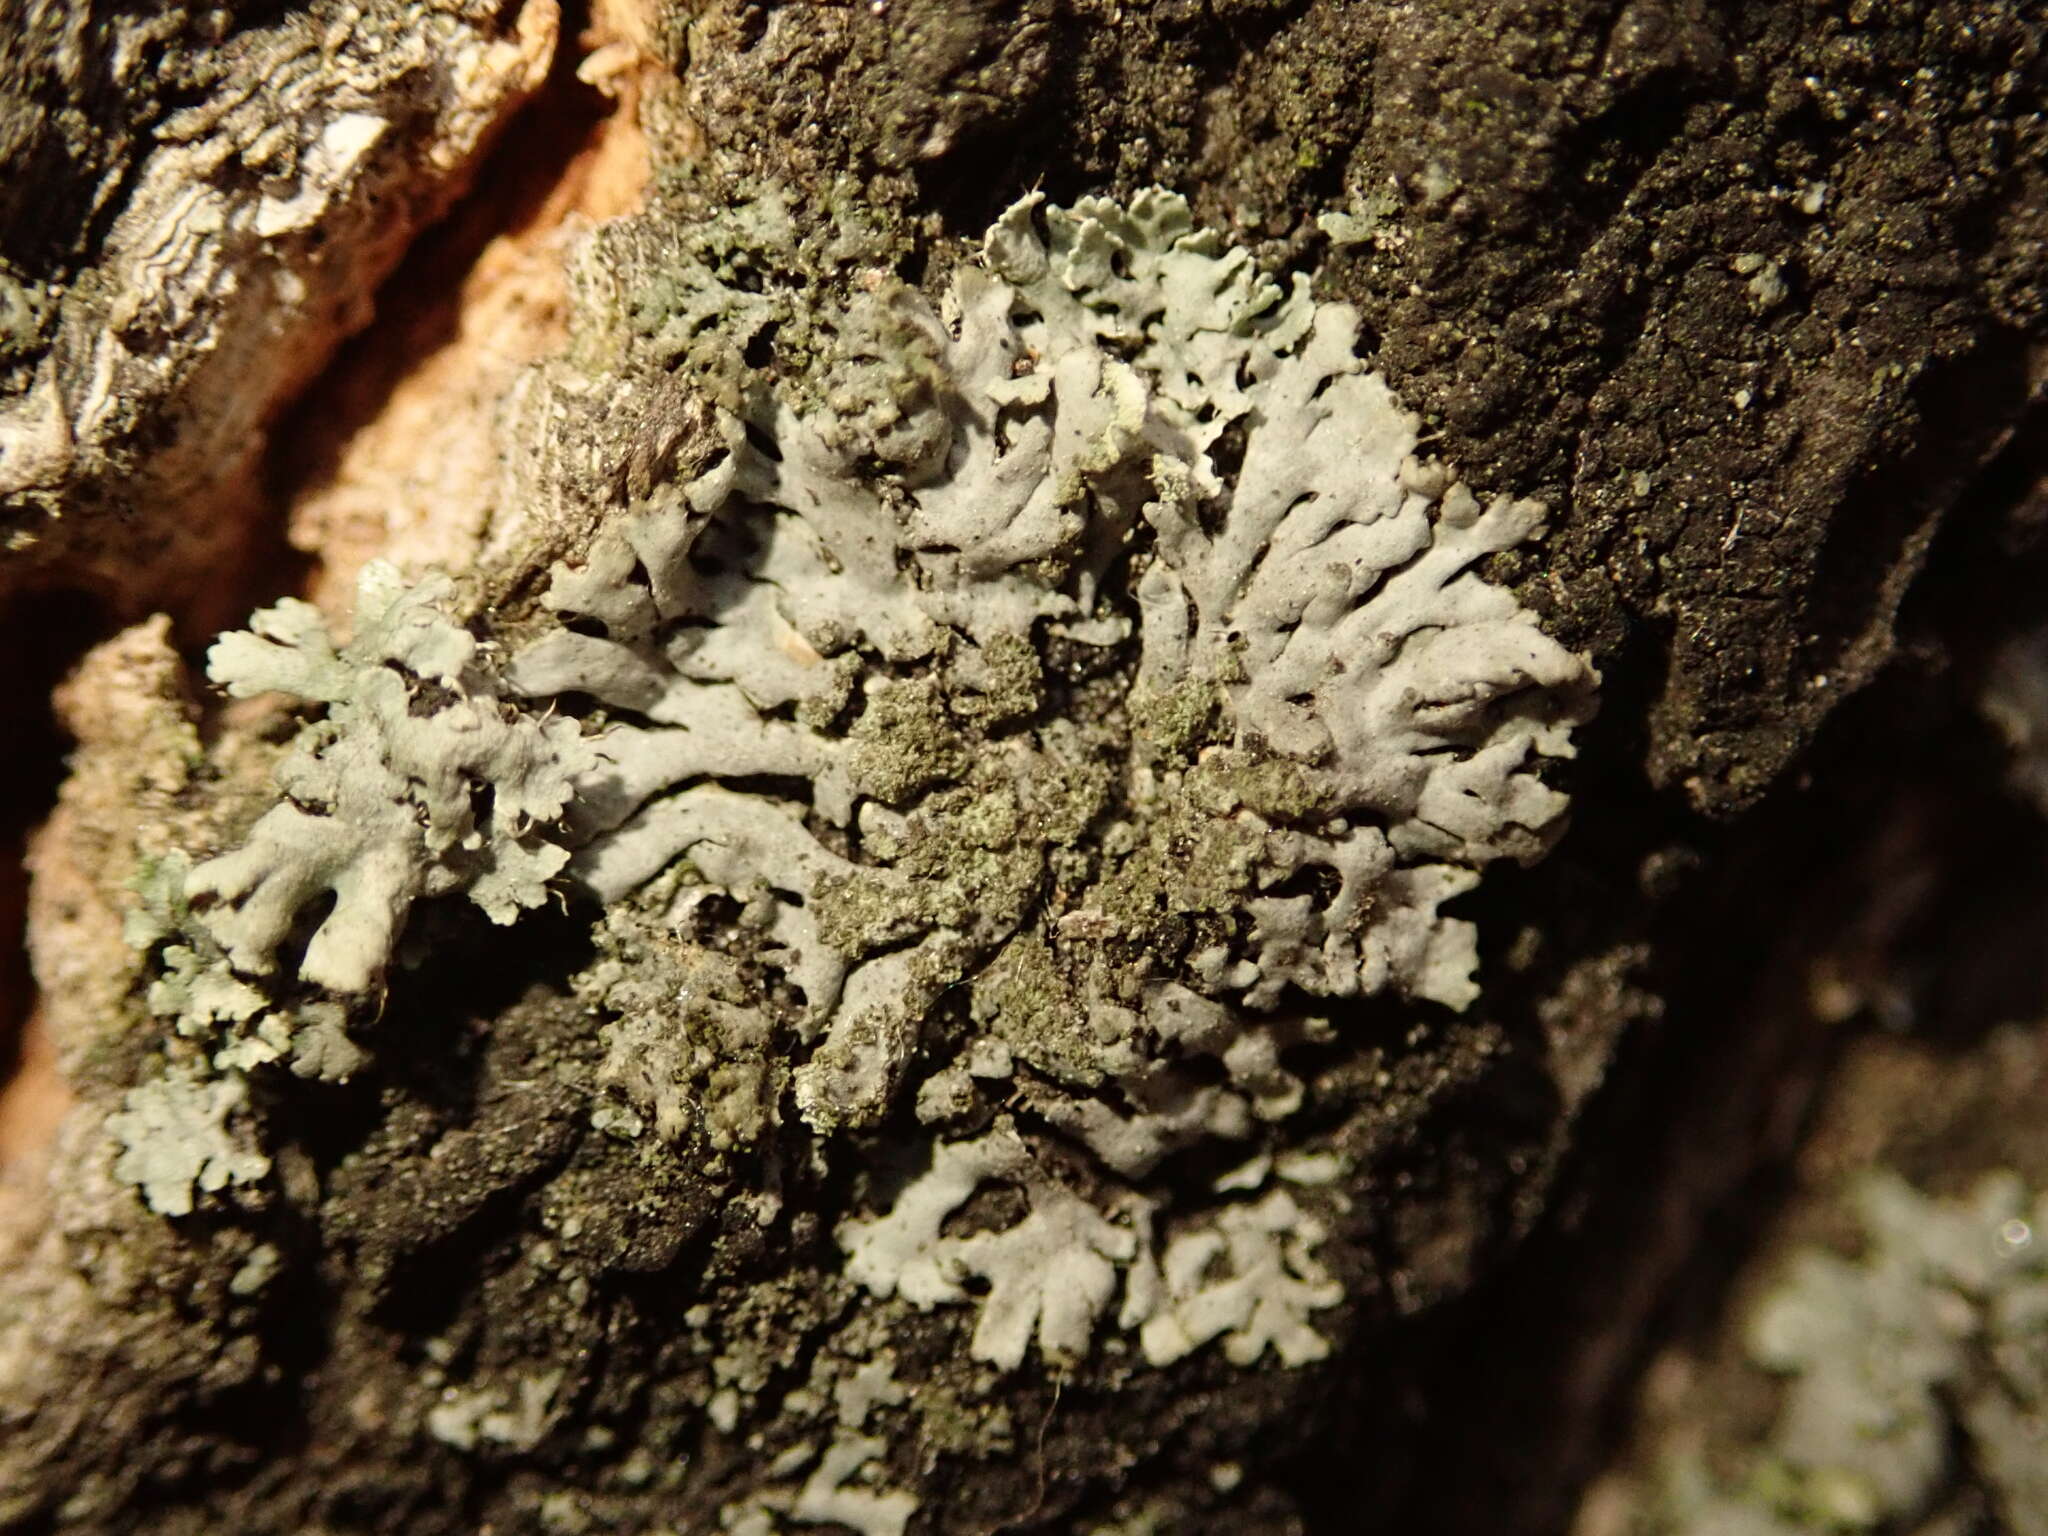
[{"left": 130, "top": 190, "right": 1598, "bottom": 1378}]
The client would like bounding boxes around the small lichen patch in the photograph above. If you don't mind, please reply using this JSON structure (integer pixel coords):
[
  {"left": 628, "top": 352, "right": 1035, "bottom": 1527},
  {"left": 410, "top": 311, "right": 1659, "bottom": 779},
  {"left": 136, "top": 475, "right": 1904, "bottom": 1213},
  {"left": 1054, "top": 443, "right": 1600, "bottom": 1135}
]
[
  {"left": 188, "top": 560, "right": 597, "bottom": 996},
  {"left": 1645, "top": 1171, "right": 2048, "bottom": 1536},
  {"left": 840, "top": 1121, "right": 1146, "bottom": 1369},
  {"left": 106, "top": 1068, "right": 270, "bottom": 1217},
  {"left": 1130, "top": 1190, "right": 1344, "bottom": 1368}
]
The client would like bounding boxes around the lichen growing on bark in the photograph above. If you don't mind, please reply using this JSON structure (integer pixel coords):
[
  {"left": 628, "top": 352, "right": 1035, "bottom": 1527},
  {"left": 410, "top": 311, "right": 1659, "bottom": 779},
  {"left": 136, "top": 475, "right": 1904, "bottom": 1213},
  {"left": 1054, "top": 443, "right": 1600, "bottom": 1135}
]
[
  {"left": 509, "top": 188, "right": 1598, "bottom": 1368},
  {"left": 76, "top": 183, "right": 1598, "bottom": 1536},
  {"left": 1642, "top": 1171, "right": 2048, "bottom": 1536},
  {"left": 104, "top": 1067, "right": 270, "bottom": 1217},
  {"left": 2, "top": 0, "right": 2042, "bottom": 1526},
  {"left": 187, "top": 560, "right": 597, "bottom": 998},
  {"left": 106, "top": 197, "right": 1596, "bottom": 1433}
]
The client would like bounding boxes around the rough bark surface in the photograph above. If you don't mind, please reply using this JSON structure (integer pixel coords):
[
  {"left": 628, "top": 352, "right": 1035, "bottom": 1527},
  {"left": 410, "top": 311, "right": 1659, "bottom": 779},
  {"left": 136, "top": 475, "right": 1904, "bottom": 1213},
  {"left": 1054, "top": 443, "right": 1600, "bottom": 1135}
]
[
  {"left": 0, "top": 2, "right": 2042, "bottom": 1533},
  {"left": 0, "top": 0, "right": 554, "bottom": 624}
]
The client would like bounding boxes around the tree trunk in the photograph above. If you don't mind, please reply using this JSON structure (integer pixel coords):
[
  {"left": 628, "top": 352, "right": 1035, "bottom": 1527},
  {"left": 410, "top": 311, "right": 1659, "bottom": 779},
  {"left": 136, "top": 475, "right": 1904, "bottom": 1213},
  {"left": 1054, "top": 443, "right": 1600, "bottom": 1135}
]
[{"left": 1, "top": 2, "right": 2043, "bottom": 1532}]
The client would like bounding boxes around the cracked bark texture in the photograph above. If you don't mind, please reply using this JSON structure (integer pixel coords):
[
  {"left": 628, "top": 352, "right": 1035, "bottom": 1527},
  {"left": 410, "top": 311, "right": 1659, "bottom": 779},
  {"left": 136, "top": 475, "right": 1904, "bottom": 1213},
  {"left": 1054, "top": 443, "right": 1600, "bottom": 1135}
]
[
  {"left": 0, "top": 0, "right": 555, "bottom": 624},
  {"left": 1, "top": 1, "right": 2044, "bottom": 1533}
]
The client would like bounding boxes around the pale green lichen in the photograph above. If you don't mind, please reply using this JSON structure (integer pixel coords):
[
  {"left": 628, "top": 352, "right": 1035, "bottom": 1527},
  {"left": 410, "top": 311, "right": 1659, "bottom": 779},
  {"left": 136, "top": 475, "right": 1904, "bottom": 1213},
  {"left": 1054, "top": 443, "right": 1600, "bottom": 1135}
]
[
  {"left": 127, "top": 849, "right": 369, "bottom": 1095},
  {"left": 186, "top": 560, "right": 599, "bottom": 996},
  {"left": 116, "top": 563, "right": 594, "bottom": 1212},
  {"left": 508, "top": 188, "right": 1596, "bottom": 1372},
  {"left": 1647, "top": 1171, "right": 2048, "bottom": 1536},
  {"left": 584, "top": 175, "right": 896, "bottom": 406},
  {"left": 106, "top": 1067, "right": 270, "bottom": 1217},
  {"left": 134, "top": 192, "right": 1595, "bottom": 1390},
  {"left": 582, "top": 895, "right": 788, "bottom": 1151},
  {"left": 1129, "top": 1188, "right": 1344, "bottom": 1368},
  {"left": 840, "top": 1120, "right": 1146, "bottom": 1371}
]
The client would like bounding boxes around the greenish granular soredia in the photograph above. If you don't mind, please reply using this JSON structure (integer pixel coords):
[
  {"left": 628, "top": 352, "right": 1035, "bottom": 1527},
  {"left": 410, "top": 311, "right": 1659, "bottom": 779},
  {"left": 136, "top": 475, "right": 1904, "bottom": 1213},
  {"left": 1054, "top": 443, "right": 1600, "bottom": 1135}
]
[{"left": 0, "top": 266, "right": 50, "bottom": 359}]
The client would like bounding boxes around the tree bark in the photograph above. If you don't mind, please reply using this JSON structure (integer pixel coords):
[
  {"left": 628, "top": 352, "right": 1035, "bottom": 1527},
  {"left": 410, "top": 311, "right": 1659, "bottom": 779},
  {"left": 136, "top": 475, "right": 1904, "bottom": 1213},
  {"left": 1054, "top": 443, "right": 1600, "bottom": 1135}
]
[{"left": 1, "top": 2, "right": 2043, "bottom": 1532}]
